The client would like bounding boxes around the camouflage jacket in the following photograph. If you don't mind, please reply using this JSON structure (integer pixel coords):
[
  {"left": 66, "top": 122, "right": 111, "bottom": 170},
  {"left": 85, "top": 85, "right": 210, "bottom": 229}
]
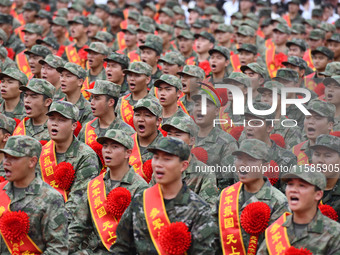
[
  {"left": 139, "top": 131, "right": 164, "bottom": 163},
  {"left": 5, "top": 33, "right": 25, "bottom": 55},
  {"left": 111, "top": 182, "right": 218, "bottom": 254},
  {"left": 22, "top": 118, "right": 50, "bottom": 141},
  {"left": 272, "top": 116, "right": 303, "bottom": 150},
  {"left": 149, "top": 68, "right": 163, "bottom": 89},
  {"left": 87, "top": 67, "right": 107, "bottom": 84},
  {"left": 3, "top": 57, "right": 17, "bottom": 70},
  {"left": 0, "top": 177, "right": 69, "bottom": 254},
  {"left": 68, "top": 167, "right": 148, "bottom": 254},
  {"left": 77, "top": 117, "right": 135, "bottom": 143},
  {"left": 333, "top": 116, "right": 340, "bottom": 131},
  {"left": 286, "top": 104, "right": 305, "bottom": 129},
  {"left": 179, "top": 95, "right": 195, "bottom": 116},
  {"left": 257, "top": 210, "right": 340, "bottom": 254},
  {"left": 53, "top": 87, "right": 66, "bottom": 101},
  {"left": 322, "top": 178, "right": 340, "bottom": 223},
  {"left": 0, "top": 98, "right": 26, "bottom": 120},
  {"left": 65, "top": 94, "right": 94, "bottom": 125},
  {"left": 215, "top": 179, "right": 289, "bottom": 255}
]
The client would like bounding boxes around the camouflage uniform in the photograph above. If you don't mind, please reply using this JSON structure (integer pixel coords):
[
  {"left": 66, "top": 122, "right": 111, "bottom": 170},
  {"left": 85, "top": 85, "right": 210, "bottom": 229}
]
[
  {"left": 56, "top": 62, "right": 94, "bottom": 125},
  {"left": 324, "top": 76, "right": 340, "bottom": 131},
  {"left": 51, "top": 17, "right": 72, "bottom": 46},
  {"left": 84, "top": 42, "right": 108, "bottom": 84},
  {"left": 0, "top": 14, "right": 25, "bottom": 55},
  {"left": 0, "top": 113, "right": 16, "bottom": 177},
  {"left": 42, "top": 101, "right": 100, "bottom": 220},
  {"left": 258, "top": 167, "right": 340, "bottom": 254},
  {"left": 177, "top": 30, "right": 199, "bottom": 65},
  {"left": 320, "top": 62, "right": 340, "bottom": 77},
  {"left": 0, "top": 136, "right": 68, "bottom": 254},
  {"left": 112, "top": 137, "right": 218, "bottom": 254},
  {"left": 208, "top": 46, "right": 232, "bottom": 83},
  {"left": 68, "top": 130, "right": 148, "bottom": 254},
  {"left": 158, "top": 51, "right": 185, "bottom": 69}
]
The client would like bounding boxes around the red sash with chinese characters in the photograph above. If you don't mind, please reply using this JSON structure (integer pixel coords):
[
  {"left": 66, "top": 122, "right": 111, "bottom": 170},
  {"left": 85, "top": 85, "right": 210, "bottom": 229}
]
[
  {"left": 15, "top": 51, "right": 32, "bottom": 78},
  {"left": 12, "top": 117, "right": 29, "bottom": 136},
  {"left": 87, "top": 173, "right": 119, "bottom": 251},
  {"left": 185, "top": 56, "right": 196, "bottom": 66},
  {"left": 0, "top": 181, "right": 43, "bottom": 255},
  {"left": 304, "top": 73, "right": 317, "bottom": 91},
  {"left": 120, "top": 94, "right": 134, "bottom": 128},
  {"left": 266, "top": 46, "right": 277, "bottom": 78},
  {"left": 218, "top": 105, "right": 233, "bottom": 134},
  {"left": 230, "top": 54, "right": 241, "bottom": 72},
  {"left": 265, "top": 38, "right": 274, "bottom": 49},
  {"left": 39, "top": 140, "right": 68, "bottom": 201},
  {"left": 303, "top": 49, "right": 315, "bottom": 71},
  {"left": 129, "top": 134, "right": 146, "bottom": 179},
  {"left": 219, "top": 182, "right": 246, "bottom": 255},
  {"left": 292, "top": 141, "right": 309, "bottom": 165},
  {"left": 81, "top": 77, "right": 95, "bottom": 101},
  {"left": 177, "top": 100, "right": 189, "bottom": 115},
  {"left": 265, "top": 212, "right": 292, "bottom": 255},
  {"left": 282, "top": 14, "right": 291, "bottom": 27},
  {"left": 65, "top": 44, "right": 88, "bottom": 69},
  {"left": 117, "top": 31, "right": 126, "bottom": 50},
  {"left": 143, "top": 184, "right": 171, "bottom": 254},
  {"left": 127, "top": 50, "right": 140, "bottom": 63},
  {"left": 84, "top": 118, "right": 98, "bottom": 145}
]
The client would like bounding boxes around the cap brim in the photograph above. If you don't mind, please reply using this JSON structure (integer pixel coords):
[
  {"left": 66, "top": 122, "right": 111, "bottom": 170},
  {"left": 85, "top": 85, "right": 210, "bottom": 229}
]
[
  {"left": 46, "top": 110, "right": 72, "bottom": 119},
  {"left": 232, "top": 150, "right": 263, "bottom": 160},
  {"left": 281, "top": 173, "right": 308, "bottom": 184},
  {"left": 177, "top": 71, "right": 196, "bottom": 77},
  {"left": 272, "top": 77, "right": 291, "bottom": 83},
  {"left": 56, "top": 66, "right": 79, "bottom": 78},
  {"left": 133, "top": 106, "right": 157, "bottom": 116},
  {"left": 96, "top": 136, "right": 129, "bottom": 148},
  {"left": 223, "top": 78, "right": 245, "bottom": 86},
  {"left": 0, "top": 73, "right": 16, "bottom": 81},
  {"left": 319, "top": 71, "right": 332, "bottom": 77},
  {"left": 323, "top": 77, "right": 340, "bottom": 86},
  {"left": 257, "top": 87, "right": 272, "bottom": 94},
  {"left": 208, "top": 49, "right": 228, "bottom": 59},
  {"left": 19, "top": 86, "right": 43, "bottom": 95},
  {"left": 0, "top": 148, "right": 26, "bottom": 157},
  {"left": 123, "top": 69, "right": 145, "bottom": 75}
]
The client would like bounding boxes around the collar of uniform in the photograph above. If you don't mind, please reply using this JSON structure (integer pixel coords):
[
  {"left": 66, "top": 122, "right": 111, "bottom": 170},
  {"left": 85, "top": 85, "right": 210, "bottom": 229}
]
[
  {"left": 253, "top": 178, "right": 274, "bottom": 201},
  {"left": 103, "top": 166, "right": 135, "bottom": 185},
  {"left": 65, "top": 94, "right": 88, "bottom": 110},
  {"left": 282, "top": 209, "right": 324, "bottom": 234},
  {"left": 196, "top": 127, "right": 220, "bottom": 144},
  {"left": 301, "top": 140, "right": 310, "bottom": 151},
  {"left": 166, "top": 181, "right": 190, "bottom": 206},
  {"left": 63, "top": 136, "right": 80, "bottom": 158},
  {"left": 4, "top": 174, "right": 42, "bottom": 199}
]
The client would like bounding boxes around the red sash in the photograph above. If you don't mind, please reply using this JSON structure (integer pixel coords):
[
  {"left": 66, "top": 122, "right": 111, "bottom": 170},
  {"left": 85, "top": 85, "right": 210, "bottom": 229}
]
[
  {"left": 218, "top": 106, "right": 233, "bottom": 133},
  {"left": 16, "top": 51, "right": 32, "bottom": 79},
  {"left": 219, "top": 182, "right": 246, "bottom": 255},
  {"left": 177, "top": 100, "right": 189, "bottom": 115},
  {"left": 11, "top": 9, "right": 25, "bottom": 26},
  {"left": 81, "top": 77, "right": 95, "bottom": 101},
  {"left": 265, "top": 212, "right": 292, "bottom": 255},
  {"left": 230, "top": 54, "right": 241, "bottom": 72},
  {"left": 143, "top": 184, "right": 171, "bottom": 254},
  {"left": 129, "top": 134, "right": 146, "bottom": 179},
  {"left": 185, "top": 56, "right": 196, "bottom": 66},
  {"left": 0, "top": 181, "right": 43, "bottom": 254},
  {"left": 87, "top": 173, "right": 119, "bottom": 250},
  {"left": 127, "top": 50, "right": 140, "bottom": 63},
  {"left": 120, "top": 94, "right": 135, "bottom": 129},
  {"left": 266, "top": 46, "right": 277, "bottom": 78},
  {"left": 65, "top": 44, "right": 88, "bottom": 69},
  {"left": 304, "top": 73, "right": 317, "bottom": 91},
  {"left": 292, "top": 141, "right": 309, "bottom": 165},
  {"left": 39, "top": 140, "right": 68, "bottom": 201},
  {"left": 303, "top": 49, "right": 315, "bottom": 71},
  {"left": 14, "top": 25, "right": 25, "bottom": 43},
  {"left": 282, "top": 14, "right": 291, "bottom": 27},
  {"left": 265, "top": 38, "right": 274, "bottom": 49},
  {"left": 12, "top": 117, "right": 29, "bottom": 136},
  {"left": 117, "top": 31, "right": 126, "bottom": 50},
  {"left": 84, "top": 118, "right": 98, "bottom": 145}
]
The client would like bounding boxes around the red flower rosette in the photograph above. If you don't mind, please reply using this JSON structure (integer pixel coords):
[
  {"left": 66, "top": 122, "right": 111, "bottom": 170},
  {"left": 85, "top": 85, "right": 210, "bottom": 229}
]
[
  {"left": 73, "top": 121, "right": 82, "bottom": 137},
  {"left": 274, "top": 52, "right": 288, "bottom": 68},
  {"left": 270, "top": 133, "right": 285, "bottom": 149},
  {"left": 241, "top": 202, "right": 271, "bottom": 254},
  {"left": 264, "top": 160, "right": 280, "bottom": 185},
  {"left": 0, "top": 176, "right": 6, "bottom": 183},
  {"left": 40, "top": 140, "right": 48, "bottom": 146},
  {"left": 198, "top": 60, "right": 211, "bottom": 77},
  {"left": 318, "top": 204, "right": 338, "bottom": 222},
  {"left": 54, "top": 162, "right": 75, "bottom": 191},
  {"left": 105, "top": 187, "right": 131, "bottom": 219},
  {"left": 285, "top": 246, "right": 312, "bottom": 255},
  {"left": 0, "top": 211, "right": 30, "bottom": 241},
  {"left": 142, "top": 159, "right": 153, "bottom": 184},
  {"left": 159, "top": 222, "right": 192, "bottom": 255},
  {"left": 89, "top": 140, "right": 104, "bottom": 166},
  {"left": 191, "top": 147, "right": 208, "bottom": 164},
  {"left": 230, "top": 126, "right": 244, "bottom": 141}
]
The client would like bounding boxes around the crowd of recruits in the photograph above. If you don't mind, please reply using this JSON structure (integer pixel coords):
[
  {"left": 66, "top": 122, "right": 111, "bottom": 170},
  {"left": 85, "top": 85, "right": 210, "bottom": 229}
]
[{"left": 0, "top": 0, "right": 340, "bottom": 254}]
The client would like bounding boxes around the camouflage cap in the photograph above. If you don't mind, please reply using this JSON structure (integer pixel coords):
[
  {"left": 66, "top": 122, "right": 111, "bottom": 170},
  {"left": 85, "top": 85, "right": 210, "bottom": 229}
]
[
  {"left": 240, "top": 63, "right": 267, "bottom": 79},
  {"left": 159, "top": 51, "right": 185, "bottom": 66},
  {"left": 177, "top": 65, "right": 205, "bottom": 80},
  {"left": 57, "top": 62, "right": 86, "bottom": 80},
  {"left": 35, "top": 10, "right": 52, "bottom": 22},
  {"left": 123, "top": 61, "right": 152, "bottom": 77},
  {"left": 231, "top": 11, "right": 243, "bottom": 20},
  {"left": 0, "top": 29, "right": 7, "bottom": 43},
  {"left": 320, "top": 63, "right": 340, "bottom": 77},
  {"left": 157, "top": 24, "right": 173, "bottom": 34},
  {"left": 47, "top": 101, "right": 79, "bottom": 121},
  {"left": 223, "top": 72, "right": 251, "bottom": 87},
  {"left": 310, "top": 134, "right": 340, "bottom": 153},
  {"left": 271, "top": 17, "right": 288, "bottom": 26},
  {"left": 245, "top": 12, "right": 259, "bottom": 21},
  {"left": 0, "top": 136, "right": 42, "bottom": 158},
  {"left": 0, "top": 114, "right": 16, "bottom": 134},
  {"left": 320, "top": 23, "right": 335, "bottom": 33},
  {"left": 304, "top": 19, "right": 318, "bottom": 28},
  {"left": 84, "top": 42, "right": 109, "bottom": 55},
  {"left": 0, "top": 67, "right": 28, "bottom": 86},
  {"left": 258, "top": 80, "right": 284, "bottom": 95},
  {"left": 137, "top": 22, "right": 155, "bottom": 33},
  {"left": 51, "top": 17, "right": 68, "bottom": 27},
  {"left": 0, "top": 14, "right": 13, "bottom": 24},
  {"left": 122, "top": 25, "right": 137, "bottom": 35},
  {"left": 139, "top": 16, "right": 154, "bottom": 24},
  {"left": 110, "top": 8, "right": 124, "bottom": 19},
  {"left": 291, "top": 23, "right": 305, "bottom": 34},
  {"left": 286, "top": 38, "right": 307, "bottom": 51},
  {"left": 287, "top": 0, "right": 300, "bottom": 4},
  {"left": 282, "top": 165, "right": 326, "bottom": 190},
  {"left": 20, "top": 78, "right": 56, "bottom": 98},
  {"left": 323, "top": 75, "right": 340, "bottom": 86},
  {"left": 88, "top": 15, "right": 103, "bottom": 27},
  {"left": 162, "top": 115, "right": 198, "bottom": 136},
  {"left": 159, "top": 7, "right": 174, "bottom": 17},
  {"left": 261, "top": 18, "right": 271, "bottom": 28},
  {"left": 148, "top": 136, "right": 190, "bottom": 160},
  {"left": 68, "top": 3, "right": 83, "bottom": 13},
  {"left": 36, "top": 36, "right": 60, "bottom": 50},
  {"left": 312, "top": 8, "right": 323, "bottom": 17},
  {"left": 95, "top": 4, "right": 110, "bottom": 13},
  {"left": 144, "top": 2, "right": 157, "bottom": 13},
  {"left": 210, "top": 15, "right": 224, "bottom": 24},
  {"left": 93, "top": 31, "right": 115, "bottom": 43},
  {"left": 232, "top": 139, "right": 269, "bottom": 162},
  {"left": 97, "top": 129, "right": 134, "bottom": 149},
  {"left": 258, "top": 8, "right": 271, "bottom": 19},
  {"left": 244, "top": 102, "right": 275, "bottom": 120},
  {"left": 133, "top": 98, "right": 162, "bottom": 117},
  {"left": 209, "top": 45, "right": 230, "bottom": 60},
  {"left": 237, "top": 43, "right": 257, "bottom": 54},
  {"left": 237, "top": 25, "right": 255, "bottom": 37},
  {"left": 177, "top": 30, "right": 194, "bottom": 40},
  {"left": 192, "top": 19, "right": 209, "bottom": 29},
  {"left": 68, "top": 16, "right": 89, "bottom": 27},
  {"left": 128, "top": 11, "right": 140, "bottom": 21},
  {"left": 0, "top": 0, "right": 11, "bottom": 7},
  {"left": 25, "top": 45, "right": 52, "bottom": 58},
  {"left": 273, "top": 23, "right": 291, "bottom": 34},
  {"left": 336, "top": 19, "right": 340, "bottom": 29},
  {"left": 204, "top": 6, "right": 219, "bottom": 15},
  {"left": 311, "top": 46, "right": 334, "bottom": 59},
  {"left": 39, "top": 54, "right": 65, "bottom": 69},
  {"left": 86, "top": 80, "right": 120, "bottom": 98},
  {"left": 282, "top": 56, "right": 307, "bottom": 69},
  {"left": 273, "top": 68, "right": 299, "bottom": 83},
  {"left": 215, "top": 24, "right": 234, "bottom": 33},
  {"left": 56, "top": 8, "right": 68, "bottom": 18},
  {"left": 104, "top": 52, "right": 130, "bottom": 69},
  {"left": 241, "top": 19, "right": 258, "bottom": 30},
  {"left": 327, "top": 33, "right": 340, "bottom": 43},
  {"left": 173, "top": 5, "right": 184, "bottom": 15},
  {"left": 22, "top": 23, "right": 43, "bottom": 35},
  {"left": 23, "top": 2, "right": 40, "bottom": 12},
  {"left": 0, "top": 46, "right": 7, "bottom": 58},
  {"left": 139, "top": 34, "right": 163, "bottom": 55},
  {"left": 175, "top": 20, "right": 189, "bottom": 29},
  {"left": 194, "top": 31, "right": 215, "bottom": 43},
  {"left": 154, "top": 74, "right": 182, "bottom": 90},
  {"left": 192, "top": 84, "right": 222, "bottom": 107},
  {"left": 307, "top": 99, "right": 335, "bottom": 118},
  {"left": 308, "top": 29, "right": 325, "bottom": 40}
]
